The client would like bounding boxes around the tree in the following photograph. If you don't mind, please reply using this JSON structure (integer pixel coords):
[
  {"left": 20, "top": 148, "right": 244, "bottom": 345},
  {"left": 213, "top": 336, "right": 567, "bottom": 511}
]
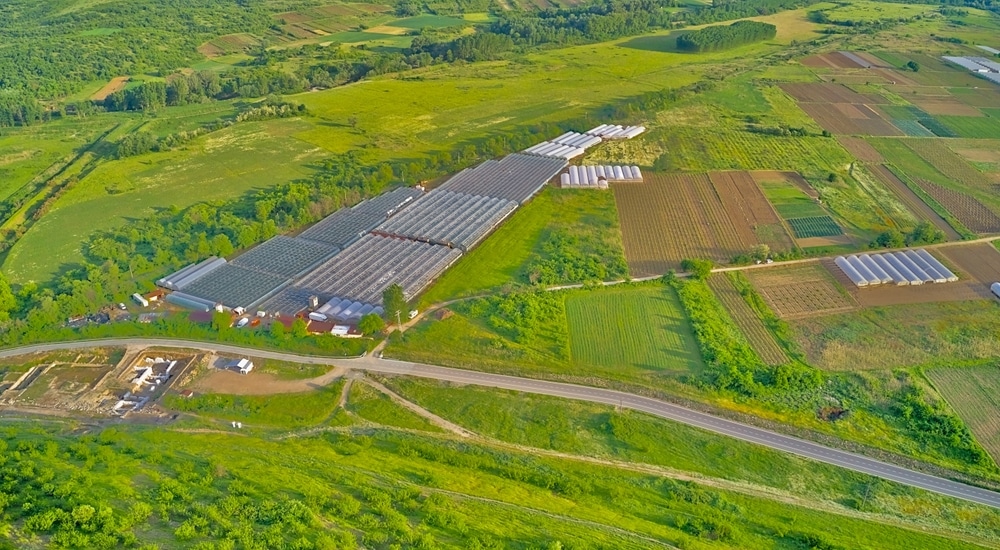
[
  {"left": 270, "top": 320, "right": 286, "bottom": 339},
  {"left": 681, "top": 258, "right": 714, "bottom": 280},
  {"left": 906, "top": 221, "right": 944, "bottom": 246},
  {"left": 905, "top": 60, "right": 920, "bottom": 72},
  {"left": 291, "top": 317, "right": 309, "bottom": 338},
  {"left": 211, "top": 311, "right": 232, "bottom": 332},
  {"left": 0, "top": 274, "right": 16, "bottom": 321},
  {"left": 750, "top": 244, "right": 770, "bottom": 263},
  {"left": 382, "top": 283, "right": 407, "bottom": 325},
  {"left": 358, "top": 313, "right": 385, "bottom": 335},
  {"left": 872, "top": 228, "right": 905, "bottom": 249}
]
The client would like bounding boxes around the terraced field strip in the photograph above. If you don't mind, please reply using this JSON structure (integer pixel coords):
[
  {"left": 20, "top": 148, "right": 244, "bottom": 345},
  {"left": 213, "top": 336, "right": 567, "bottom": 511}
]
[
  {"left": 868, "top": 164, "right": 961, "bottom": 240},
  {"left": 747, "top": 263, "right": 858, "bottom": 319},
  {"left": 915, "top": 178, "right": 1000, "bottom": 234},
  {"left": 904, "top": 139, "right": 993, "bottom": 191},
  {"left": 926, "top": 367, "right": 1000, "bottom": 463},
  {"left": 708, "top": 171, "right": 794, "bottom": 252},
  {"left": 612, "top": 173, "right": 747, "bottom": 276},
  {"left": 565, "top": 286, "right": 704, "bottom": 373},
  {"left": 707, "top": 274, "right": 789, "bottom": 366}
]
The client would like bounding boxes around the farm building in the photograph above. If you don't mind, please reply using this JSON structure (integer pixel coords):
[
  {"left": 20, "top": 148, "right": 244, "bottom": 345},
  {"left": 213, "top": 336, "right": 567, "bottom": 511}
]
[
  {"left": 835, "top": 249, "right": 958, "bottom": 287},
  {"left": 228, "top": 358, "right": 254, "bottom": 375},
  {"left": 438, "top": 154, "right": 566, "bottom": 204}
]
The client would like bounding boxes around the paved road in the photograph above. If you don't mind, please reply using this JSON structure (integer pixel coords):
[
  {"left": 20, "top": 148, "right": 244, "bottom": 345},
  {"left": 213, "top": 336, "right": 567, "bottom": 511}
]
[{"left": 3, "top": 337, "right": 1000, "bottom": 508}]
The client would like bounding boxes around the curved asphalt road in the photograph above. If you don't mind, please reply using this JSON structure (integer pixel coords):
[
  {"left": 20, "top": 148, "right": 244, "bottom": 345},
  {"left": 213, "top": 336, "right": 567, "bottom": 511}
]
[{"left": 3, "top": 337, "right": 1000, "bottom": 509}]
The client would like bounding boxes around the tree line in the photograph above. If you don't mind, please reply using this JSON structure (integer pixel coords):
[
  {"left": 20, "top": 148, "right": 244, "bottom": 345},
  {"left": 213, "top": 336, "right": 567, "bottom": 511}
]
[{"left": 676, "top": 20, "right": 777, "bottom": 52}]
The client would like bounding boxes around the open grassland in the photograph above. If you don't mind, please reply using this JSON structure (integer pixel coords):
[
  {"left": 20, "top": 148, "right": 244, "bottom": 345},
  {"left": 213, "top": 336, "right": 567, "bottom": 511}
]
[
  {"left": 347, "top": 381, "right": 444, "bottom": 432},
  {"left": 565, "top": 286, "right": 703, "bottom": 373},
  {"left": 420, "top": 187, "right": 624, "bottom": 304},
  {"left": 927, "top": 367, "right": 1000, "bottom": 464},
  {"left": 385, "top": 376, "right": 1000, "bottom": 542},
  {"left": 4, "top": 118, "right": 327, "bottom": 283},
  {"left": 791, "top": 300, "right": 1000, "bottom": 371},
  {"left": 0, "top": 117, "right": 120, "bottom": 202},
  {"left": 9, "top": 421, "right": 997, "bottom": 549},
  {"left": 163, "top": 383, "right": 344, "bottom": 430}
]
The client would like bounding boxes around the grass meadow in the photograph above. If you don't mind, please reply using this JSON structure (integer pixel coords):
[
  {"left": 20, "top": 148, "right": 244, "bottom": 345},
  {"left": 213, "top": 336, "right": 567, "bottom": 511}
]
[
  {"left": 565, "top": 286, "right": 703, "bottom": 373},
  {"left": 420, "top": 187, "right": 624, "bottom": 305},
  {"left": 347, "top": 381, "right": 444, "bottom": 432},
  {"left": 4, "top": 117, "right": 327, "bottom": 283},
  {"left": 384, "top": 375, "right": 1000, "bottom": 540},
  {"left": 791, "top": 300, "right": 1000, "bottom": 371}
]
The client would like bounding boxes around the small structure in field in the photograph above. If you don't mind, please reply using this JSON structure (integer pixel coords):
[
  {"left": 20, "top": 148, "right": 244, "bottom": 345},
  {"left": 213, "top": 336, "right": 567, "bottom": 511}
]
[{"left": 228, "top": 358, "right": 254, "bottom": 375}]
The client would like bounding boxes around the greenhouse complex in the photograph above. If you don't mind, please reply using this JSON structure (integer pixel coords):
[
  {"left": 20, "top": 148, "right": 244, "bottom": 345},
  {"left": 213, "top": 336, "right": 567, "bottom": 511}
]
[{"left": 157, "top": 125, "right": 643, "bottom": 323}]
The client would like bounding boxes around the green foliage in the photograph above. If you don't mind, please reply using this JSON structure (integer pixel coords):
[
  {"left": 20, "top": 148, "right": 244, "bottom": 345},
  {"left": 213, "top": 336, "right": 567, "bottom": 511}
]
[
  {"left": 676, "top": 20, "right": 777, "bottom": 52},
  {"left": 291, "top": 318, "right": 308, "bottom": 338},
  {"left": 0, "top": 274, "right": 16, "bottom": 322},
  {"left": 905, "top": 60, "right": 920, "bottom": 72},
  {"left": 210, "top": 311, "right": 231, "bottom": 332},
  {"left": 383, "top": 284, "right": 407, "bottom": 324},
  {"left": 358, "top": 313, "right": 385, "bottom": 336},
  {"left": 871, "top": 228, "right": 905, "bottom": 249},
  {"left": 470, "top": 291, "right": 564, "bottom": 345},
  {"left": 906, "top": 221, "right": 945, "bottom": 246},
  {"left": 892, "top": 381, "right": 988, "bottom": 465},
  {"left": 523, "top": 230, "right": 628, "bottom": 285},
  {"left": 680, "top": 258, "right": 714, "bottom": 280}
]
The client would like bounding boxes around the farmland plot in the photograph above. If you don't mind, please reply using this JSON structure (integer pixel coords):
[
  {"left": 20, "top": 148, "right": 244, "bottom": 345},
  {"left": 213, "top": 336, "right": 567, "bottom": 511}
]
[
  {"left": 786, "top": 216, "right": 842, "bottom": 238},
  {"left": 565, "top": 286, "right": 703, "bottom": 373},
  {"left": 612, "top": 173, "right": 751, "bottom": 276},
  {"left": 747, "top": 263, "right": 857, "bottom": 319},
  {"left": 904, "top": 139, "right": 993, "bottom": 191},
  {"left": 940, "top": 243, "right": 1000, "bottom": 284},
  {"left": 707, "top": 171, "right": 794, "bottom": 252},
  {"left": 707, "top": 274, "right": 789, "bottom": 365},
  {"left": 927, "top": 367, "right": 1000, "bottom": 463},
  {"left": 915, "top": 178, "right": 1000, "bottom": 234},
  {"left": 837, "top": 137, "right": 884, "bottom": 163}
]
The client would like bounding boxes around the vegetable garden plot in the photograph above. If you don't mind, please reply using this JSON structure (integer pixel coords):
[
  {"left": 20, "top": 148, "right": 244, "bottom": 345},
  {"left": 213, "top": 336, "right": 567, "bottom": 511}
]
[
  {"left": 747, "top": 263, "right": 858, "bottom": 319},
  {"left": 915, "top": 178, "right": 1000, "bottom": 233},
  {"left": 786, "top": 216, "right": 842, "bottom": 238},
  {"left": 927, "top": 367, "right": 1000, "bottom": 463},
  {"left": 890, "top": 119, "right": 934, "bottom": 137}
]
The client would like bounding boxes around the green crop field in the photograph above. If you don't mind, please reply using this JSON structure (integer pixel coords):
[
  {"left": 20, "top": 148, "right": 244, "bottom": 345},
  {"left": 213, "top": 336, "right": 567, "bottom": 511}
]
[
  {"left": 927, "top": 366, "right": 1000, "bottom": 463},
  {"left": 792, "top": 300, "right": 1000, "bottom": 371},
  {"left": 388, "top": 14, "right": 466, "bottom": 29},
  {"left": 939, "top": 115, "right": 1000, "bottom": 139},
  {"left": 760, "top": 179, "right": 827, "bottom": 219},
  {"left": 565, "top": 286, "right": 704, "bottom": 373},
  {"left": 787, "top": 215, "right": 842, "bottom": 238}
]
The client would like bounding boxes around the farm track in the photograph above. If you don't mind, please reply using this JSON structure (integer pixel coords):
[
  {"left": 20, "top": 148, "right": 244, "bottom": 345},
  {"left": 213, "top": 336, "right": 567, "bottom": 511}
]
[
  {"left": 869, "top": 165, "right": 962, "bottom": 240},
  {"left": 706, "top": 274, "right": 789, "bottom": 365},
  {"left": 4, "top": 338, "right": 1000, "bottom": 508}
]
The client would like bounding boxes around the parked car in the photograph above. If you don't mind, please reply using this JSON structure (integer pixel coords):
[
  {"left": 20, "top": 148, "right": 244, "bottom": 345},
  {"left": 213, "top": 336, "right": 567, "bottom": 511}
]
[{"left": 118, "top": 303, "right": 127, "bottom": 311}]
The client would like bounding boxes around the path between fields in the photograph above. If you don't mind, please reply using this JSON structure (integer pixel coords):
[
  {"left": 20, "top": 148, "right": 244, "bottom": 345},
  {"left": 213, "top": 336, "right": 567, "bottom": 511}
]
[{"left": 362, "top": 378, "right": 473, "bottom": 437}]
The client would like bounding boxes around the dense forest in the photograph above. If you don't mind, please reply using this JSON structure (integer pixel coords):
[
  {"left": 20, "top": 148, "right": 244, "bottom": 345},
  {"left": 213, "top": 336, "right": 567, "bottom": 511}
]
[{"left": 676, "top": 20, "right": 777, "bottom": 52}]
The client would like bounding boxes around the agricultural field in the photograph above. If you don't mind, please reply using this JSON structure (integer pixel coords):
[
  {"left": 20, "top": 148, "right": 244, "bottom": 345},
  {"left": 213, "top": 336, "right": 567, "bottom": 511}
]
[
  {"left": 706, "top": 274, "right": 789, "bottom": 365},
  {"left": 787, "top": 216, "right": 843, "bottom": 239},
  {"left": 927, "top": 367, "right": 1000, "bottom": 463},
  {"left": 707, "top": 171, "right": 794, "bottom": 252},
  {"left": 565, "top": 286, "right": 703, "bottom": 373},
  {"left": 791, "top": 299, "right": 1000, "bottom": 371},
  {"left": 753, "top": 171, "right": 848, "bottom": 243},
  {"left": 612, "top": 173, "right": 754, "bottom": 275},
  {"left": 747, "top": 263, "right": 858, "bottom": 320},
  {"left": 865, "top": 164, "right": 961, "bottom": 239},
  {"left": 779, "top": 82, "right": 903, "bottom": 136},
  {"left": 939, "top": 243, "right": 1000, "bottom": 284}
]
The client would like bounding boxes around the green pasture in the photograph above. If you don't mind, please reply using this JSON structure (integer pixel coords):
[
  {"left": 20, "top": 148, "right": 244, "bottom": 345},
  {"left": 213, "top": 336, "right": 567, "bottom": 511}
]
[
  {"left": 388, "top": 14, "right": 467, "bottom": 29},
  {"left": 385, "top": 376, "right": 1000, "bottom": 538},
  {"left": 420, "top": 187, "right": 624, "bottom": 304},
  {"left": 0, "top": 117, "right": 119, "bottom": 202},
  {"left": 3, "top": 117, "right": 327, "bottom": 283},
  {"left": 141, "top": 101, "right": 240, "bottom": 137},
  {"left": 347, "top": 381, "right": 443, "bottom": 432},
  {"left": 791, "top": 300, "right": 1000, "bottom": 371},
  {"left": 820, "top": 1, "right": 938, "bottom": 22},
  {"left": 565, "top": 286, "right": 703, "bottom": 373},
  {"left": 164, "top": 383, "right": 343, "bottom": 429}
]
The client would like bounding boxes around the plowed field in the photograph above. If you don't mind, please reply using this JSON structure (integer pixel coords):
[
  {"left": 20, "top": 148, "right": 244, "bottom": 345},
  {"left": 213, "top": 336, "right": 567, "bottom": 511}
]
[
  {"left": 747, "top": 263, "right": 858, "bottom": 319},
  {"left": 837, "top": 137, "right": 884, "bottom": 163},
  {"left": 613, "top": 173, "right": 752, "bottom": 276},
  {"left": 707, "top": 274, "right": 789, "bottom": 365},
  {"left": 939, "top": 243, "right": 1000, "bottom": 284},
  {"left": 708, "top": 171, "right": 794, "bottom": 252}
]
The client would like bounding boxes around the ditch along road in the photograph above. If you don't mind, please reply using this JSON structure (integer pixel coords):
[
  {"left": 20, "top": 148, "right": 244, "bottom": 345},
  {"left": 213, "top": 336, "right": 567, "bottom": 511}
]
[{"left": 2, "top": 338, "right": 1000, "bottom": 509}]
